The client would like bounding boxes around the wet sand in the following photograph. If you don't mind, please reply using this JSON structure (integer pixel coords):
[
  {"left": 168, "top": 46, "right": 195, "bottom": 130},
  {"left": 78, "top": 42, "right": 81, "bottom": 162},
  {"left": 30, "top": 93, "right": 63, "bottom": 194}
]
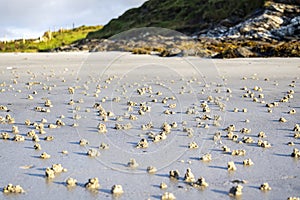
[{"left": 0, "top": 52, "right": 299, "bottom": 199}]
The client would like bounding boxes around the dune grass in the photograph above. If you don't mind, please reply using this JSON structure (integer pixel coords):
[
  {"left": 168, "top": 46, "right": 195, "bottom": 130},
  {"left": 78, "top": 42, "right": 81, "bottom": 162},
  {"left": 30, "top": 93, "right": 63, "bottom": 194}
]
[{"left": 0, "top": 25, "right": 102, "bottom": 52}]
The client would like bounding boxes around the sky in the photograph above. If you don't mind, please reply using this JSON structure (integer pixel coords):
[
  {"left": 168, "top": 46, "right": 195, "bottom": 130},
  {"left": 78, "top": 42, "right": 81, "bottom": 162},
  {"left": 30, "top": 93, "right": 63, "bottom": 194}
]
[{"left": 0, "top": 0, "right": 147, "bottom": 41}]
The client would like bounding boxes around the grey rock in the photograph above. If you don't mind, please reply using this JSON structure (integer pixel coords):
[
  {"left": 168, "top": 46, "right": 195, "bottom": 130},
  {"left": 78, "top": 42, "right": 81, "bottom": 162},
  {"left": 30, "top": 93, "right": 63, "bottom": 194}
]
[
  {"left": 203, "top": 1, "right": 300, "bottom": 41},
  {"left": 234, "top": 47, "right": 255, "bottom": 58}
]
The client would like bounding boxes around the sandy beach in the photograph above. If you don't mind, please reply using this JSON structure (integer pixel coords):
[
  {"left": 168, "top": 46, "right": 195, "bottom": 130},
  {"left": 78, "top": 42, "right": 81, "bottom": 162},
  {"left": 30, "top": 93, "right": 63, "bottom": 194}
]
[{"left": 0, "top": 52, "right": 299, "bottom": 199}]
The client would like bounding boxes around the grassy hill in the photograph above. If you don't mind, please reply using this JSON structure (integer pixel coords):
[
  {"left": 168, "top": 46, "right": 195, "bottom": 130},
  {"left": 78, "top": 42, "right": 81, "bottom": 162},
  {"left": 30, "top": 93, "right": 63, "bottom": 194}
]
[
  {"left": 87, "top": 0, "right": 265, "bottom": 39},
  {"left": 0, "top": 25, "right": 102, "bottom": 52}
]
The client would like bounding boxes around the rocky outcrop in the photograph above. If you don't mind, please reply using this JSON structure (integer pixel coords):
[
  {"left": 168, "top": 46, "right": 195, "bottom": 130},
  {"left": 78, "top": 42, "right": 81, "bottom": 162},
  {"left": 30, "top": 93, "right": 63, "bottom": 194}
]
[
  {"left": 272, "top": 16, "right": 300, "bottom": 39},
  {"left": 204, "top": 2, "right": 300, "bottom": 41}
]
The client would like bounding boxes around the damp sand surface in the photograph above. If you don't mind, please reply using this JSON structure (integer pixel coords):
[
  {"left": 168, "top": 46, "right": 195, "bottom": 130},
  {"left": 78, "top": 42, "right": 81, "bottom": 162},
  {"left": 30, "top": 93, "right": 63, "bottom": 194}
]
[{"left": 0, "top": 52, "right": 300, "bottom": 199}]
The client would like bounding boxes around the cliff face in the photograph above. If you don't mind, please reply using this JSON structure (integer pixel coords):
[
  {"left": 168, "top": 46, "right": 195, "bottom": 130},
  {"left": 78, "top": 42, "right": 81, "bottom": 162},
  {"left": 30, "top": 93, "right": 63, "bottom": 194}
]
[{"left": 87, "top": 0, "right": 264, "bottom": 39}]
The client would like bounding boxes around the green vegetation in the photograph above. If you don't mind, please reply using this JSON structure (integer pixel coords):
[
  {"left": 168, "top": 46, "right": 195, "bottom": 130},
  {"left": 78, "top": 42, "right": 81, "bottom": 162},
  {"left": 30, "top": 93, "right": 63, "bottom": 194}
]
[
  {"left": 0, "top": 25, "right": 102, "bottom": 52},
  {"left": 87, "top": 0, "right": 265, "bottom": 39}
]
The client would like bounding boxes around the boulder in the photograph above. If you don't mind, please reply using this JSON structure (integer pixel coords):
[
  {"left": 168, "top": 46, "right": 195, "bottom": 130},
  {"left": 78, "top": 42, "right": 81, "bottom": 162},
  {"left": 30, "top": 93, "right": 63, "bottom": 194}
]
[
  {"left": 159, "top": 48, "right": 182, "bottom": 57},
  {"left": 234, "top": 47, "right": 255, "bottom": 57}
]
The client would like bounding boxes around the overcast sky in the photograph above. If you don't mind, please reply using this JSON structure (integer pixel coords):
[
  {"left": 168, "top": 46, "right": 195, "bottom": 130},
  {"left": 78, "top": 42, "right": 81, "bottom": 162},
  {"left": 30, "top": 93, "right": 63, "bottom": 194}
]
[{"left": 0, "top": 0, "right": 147, "bottom": 41}]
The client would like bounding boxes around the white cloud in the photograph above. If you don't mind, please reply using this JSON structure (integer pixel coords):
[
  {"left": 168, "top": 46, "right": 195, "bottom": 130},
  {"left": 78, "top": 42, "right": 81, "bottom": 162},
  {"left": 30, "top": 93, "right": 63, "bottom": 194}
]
[
  {"left": 0, "top": 27, "right": 42, "bottom": 41},
  {"left": 0, "top": 0, "right": 147, "bottom": 40}
]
